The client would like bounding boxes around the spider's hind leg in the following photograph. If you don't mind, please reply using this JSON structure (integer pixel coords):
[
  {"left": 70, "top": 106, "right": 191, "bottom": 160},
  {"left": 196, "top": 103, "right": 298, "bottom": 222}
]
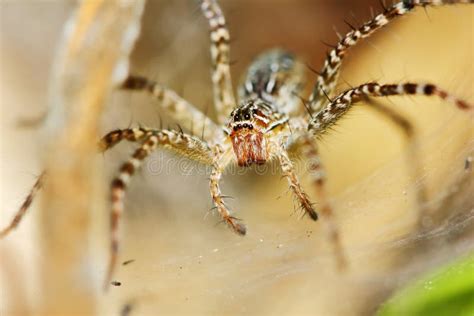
[
  {"left": 0, "top": 172, "right": 45, "bottom": 238},
  {"left": 363, "top": 97, "right": 431, "bottom": 228},
  {"left": 105, "top": 134, "right": 161, "bottom": 289},
  {"left": 299, "top": 136, "right": 347, "bottom": 270}
]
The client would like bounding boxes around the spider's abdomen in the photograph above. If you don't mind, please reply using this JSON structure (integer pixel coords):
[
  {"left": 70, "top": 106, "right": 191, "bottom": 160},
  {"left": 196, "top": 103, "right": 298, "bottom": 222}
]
[{"left": 238, "top": 49, "right": 305, "bottom": 115}]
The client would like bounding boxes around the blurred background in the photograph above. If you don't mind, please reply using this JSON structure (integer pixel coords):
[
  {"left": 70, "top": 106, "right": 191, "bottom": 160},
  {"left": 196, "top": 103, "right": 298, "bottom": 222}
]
[{"left": 0, "top": 1, "right": 473, "bottom": 315}]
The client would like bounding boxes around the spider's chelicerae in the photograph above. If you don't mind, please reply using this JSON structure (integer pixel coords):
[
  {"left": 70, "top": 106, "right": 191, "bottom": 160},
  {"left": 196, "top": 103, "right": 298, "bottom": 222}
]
[{"left": 1, "top": 0, "right": 473, "bottom": 288}]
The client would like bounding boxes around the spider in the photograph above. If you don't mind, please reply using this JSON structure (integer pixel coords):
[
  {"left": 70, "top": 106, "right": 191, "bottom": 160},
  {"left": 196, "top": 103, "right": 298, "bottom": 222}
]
[{"left": 1, "top": 0, "right": 472, "bottom": 290}]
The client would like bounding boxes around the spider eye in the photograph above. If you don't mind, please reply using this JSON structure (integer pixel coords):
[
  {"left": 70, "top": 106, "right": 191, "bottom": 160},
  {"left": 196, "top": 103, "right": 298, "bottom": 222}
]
[{"left": 244, "top": 113, "right": 251, "bottom": 120}]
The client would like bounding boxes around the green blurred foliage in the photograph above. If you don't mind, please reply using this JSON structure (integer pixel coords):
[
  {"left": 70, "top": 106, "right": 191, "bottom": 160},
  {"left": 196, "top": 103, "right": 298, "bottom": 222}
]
[{"left": 378, "top": 254, "right": 474, "bottom": 316}]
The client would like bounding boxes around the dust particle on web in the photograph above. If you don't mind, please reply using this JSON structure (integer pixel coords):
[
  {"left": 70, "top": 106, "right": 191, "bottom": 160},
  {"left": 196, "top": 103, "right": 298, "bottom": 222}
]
[
  {"left": 122, "top": 259, "right": 135, "bottom": 266},
  {"left": 120, "top": 303, "right": 133, "bottom": 316},
  {"left": 465, "top": 156, "right": 472, "bottom": 171}
]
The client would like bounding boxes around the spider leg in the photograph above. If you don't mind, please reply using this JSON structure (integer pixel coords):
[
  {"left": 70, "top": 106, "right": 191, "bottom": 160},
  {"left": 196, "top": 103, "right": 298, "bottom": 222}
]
[
  {"left": 0, "top": 172, "right": 45, "bottom": 238},
  {"left": 309, "top": 82, "right": 472, "bottom": 134},
  {"left": 209, "top": 146, "right": 246, "bottom": 235},
  {"left": 275, "top": 144, "right": 319, "bottom": 221},
  {"left": 121, "top": 76, "right": 221, "bottom": 141},
  {"left": 105, "top": 130, "right": 214, "bottom": 289},
  {"left": 200, "top": 0, "right": 237, "bottom": 124},
  {"left": 300, "top": 136, "right": 347, "bottom": 269},
  {"left": 308, "top": 0, "right": 473, "bottom": 113},
  {"left": 99, "top": 126, "right": 155, "bottom": 152}
]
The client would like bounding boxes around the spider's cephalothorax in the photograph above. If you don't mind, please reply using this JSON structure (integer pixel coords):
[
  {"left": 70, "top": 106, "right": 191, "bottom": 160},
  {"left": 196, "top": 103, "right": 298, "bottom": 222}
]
[
  {"left": 1, "top": 0, "right": 472, "bottom": 290},
  {"left": 227, "top": 49, "right": 302, "bottom": 166},
  {"left": 238, "top": 49, "right": 305, "bottom": 115}
]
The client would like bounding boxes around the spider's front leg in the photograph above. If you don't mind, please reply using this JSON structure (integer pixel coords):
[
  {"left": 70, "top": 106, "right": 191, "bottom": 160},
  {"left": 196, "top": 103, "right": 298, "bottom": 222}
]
[
  {"left": 104, "top": 129, "right": 214, "bottom": 289},
  {"left": 0, "top": 172, "right": 44, "bottom": 238},
  {"left": 99, "top": 126, "right": 155, "bottom": 152},
  {"left": 200, "top": 0, "right": 236, "bottom": 124},
  {"left": 363, "top": 97, "right": 429, "bottom": 227},
  {"left": 209, "top": 146, "right": 246, "bottom": 235},
  {"left": 105, "top": 134, "right": 160, "bottom": 290}
]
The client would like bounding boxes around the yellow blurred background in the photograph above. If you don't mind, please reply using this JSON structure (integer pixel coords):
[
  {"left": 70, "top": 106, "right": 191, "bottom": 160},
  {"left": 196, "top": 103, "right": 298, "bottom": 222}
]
[{"left": 1, "top": 1, "right": 473, "bottom": 315}]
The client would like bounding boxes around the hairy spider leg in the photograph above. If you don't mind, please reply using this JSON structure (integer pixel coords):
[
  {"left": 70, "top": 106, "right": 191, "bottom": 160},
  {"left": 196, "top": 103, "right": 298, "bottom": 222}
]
[
  {"left": 121, "top": 76, "right": 221, "bottom": 142},
  {"left": 0, "top": 173, "right": 45, "bottom": 238},
  {"left": 276, "top": 142, "right": 319, "bottom": 221},
  {"left": 363, "top": 98, "right": 430, "bottom": 228},
  {"left": 201, "top": 0, "right": 236, "bottom": 124}
]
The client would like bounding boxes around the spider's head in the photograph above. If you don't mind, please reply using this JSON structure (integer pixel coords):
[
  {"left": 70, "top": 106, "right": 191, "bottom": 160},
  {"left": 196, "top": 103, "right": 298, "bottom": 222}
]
[{"left": 227, "top": 99, "right": 287, "bottom": 167}]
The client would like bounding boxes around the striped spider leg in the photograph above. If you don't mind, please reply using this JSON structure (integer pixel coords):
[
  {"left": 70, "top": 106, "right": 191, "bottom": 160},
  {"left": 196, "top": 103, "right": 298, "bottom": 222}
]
[
  {"left": 119, "top": 0, "right": 237, "bottom": 140},
  {"left": 201, "top": 0, "right": 236, "bottom": 125},
  {"left": 0, "top": 172, "right": 45, "bottom": 238},
  {"left": 304, "top": 0, "right": 473, "bottom": 265}
]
